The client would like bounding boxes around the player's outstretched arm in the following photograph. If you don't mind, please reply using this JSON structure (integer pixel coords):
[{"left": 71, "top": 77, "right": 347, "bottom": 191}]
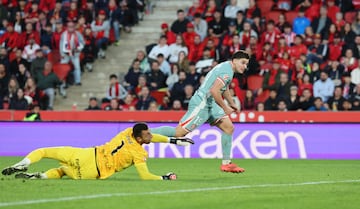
[
  {"left": 151, "top": 134, "right": 194, "bottom": 146},
  {"left": 134, "top": 163, "right": 177, "bottom": 180}
]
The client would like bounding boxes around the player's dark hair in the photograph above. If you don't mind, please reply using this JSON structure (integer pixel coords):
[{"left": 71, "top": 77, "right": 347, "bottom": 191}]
[
  {"left": 231, "top": 50, "right": 250, "bottom": 60},
  {"left": 133, "top": 123, "right": 148, "bottom": 138}
]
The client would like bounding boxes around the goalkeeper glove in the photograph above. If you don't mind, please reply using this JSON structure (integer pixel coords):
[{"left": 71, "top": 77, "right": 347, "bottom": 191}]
[
  {"left": 162, "top": 172, "right": 177, "bottom": 180},
  {"left": 169, "top": 137, "right": 194, "bottom": 146}
]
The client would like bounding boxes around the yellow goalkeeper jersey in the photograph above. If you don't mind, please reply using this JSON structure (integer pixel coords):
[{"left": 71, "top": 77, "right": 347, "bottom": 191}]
[{"left": 95, "top": 128, "right": 162, "bottom": 180}]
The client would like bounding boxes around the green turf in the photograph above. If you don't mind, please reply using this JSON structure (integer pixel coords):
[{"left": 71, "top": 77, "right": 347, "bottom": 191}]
[{"left": 0, "top": 157, "right": 359, "bottom": 209}]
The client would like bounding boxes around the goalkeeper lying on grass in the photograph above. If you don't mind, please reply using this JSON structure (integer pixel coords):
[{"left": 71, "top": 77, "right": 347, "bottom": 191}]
[{"left": 2, "top": 123, "right": 193, "bottom": 180}]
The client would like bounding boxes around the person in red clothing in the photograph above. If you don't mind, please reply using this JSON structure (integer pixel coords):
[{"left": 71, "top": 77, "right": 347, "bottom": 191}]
[
  {"left": 0, "top": 23, "right": 21, "bottom": 52},
  {"left": 39, "top": 0, "right": 56, "bottom": 14},
  {"left": 67, "top": 1, "right": 79, "bottom": 22},
  {"left": 288, "top": 35, "right": 307, "bottom": 61},
  {"left": 203, "top": 0, "right": 217, "bottom": 23},
  {"left": 160, "top": 23, "right": 176, "bottom": 45},
  {"left": 228, "top": 34, "right": 242, "bottom": 55},
  {"left": 182, "top": 22, "right": 197, "bottom": 47},
  {"left": 303, "top": 26, "right": 314, "bottom": 47},
  {"left": 221, "top": 21, "right": 238, "bottom": 47},
  {"left": 292, "top": 59, "right": 306, "bottom": 84},
  {"left": 340, "top": 49, "right": 359, "bottom": 72},
  {"left": 245, "top": 0, "right": 261, "bottom": 20},
  {"left": 334, "top": 12, "right": 345, "bottom": 32},
  {"left": 51, "top": 20, "right": 64, "bottom": 50},
  {"left": 91, "top": 10, "right": 110, "bottom": 58},
  {"left": 25, "top": 1, "right": 40, "bottom": 25},
  {"left": 298, "top": 73, "right": 313, "bottom": 96},
  {"left": 260, "top": 20, "right": 280, "bottom": 46},
  {"left": 328, "top": 32, "right": 343, "bottom": 61},
  {"left": 187, "top": 0, "right": 204, "bottom": 20},
  {"left": 188, "top": 35, "right": 204, "bottom": 63},
  {"left": 256, "top": 42, "right": 274, "bottom": 64},
  {"left": 326, "top": 0, "right": 340, "bottom": 23},
  {"left": 278, "top": 52, "right": 292, "bottom": 74},
  {"left": 296, "top": 0, "right": 321, "bottom": 22},
  {"left": 20, "top": 23, "right": 40, "bottom": 49},
  {"left": 274, "top": 36, "right": 289, "bottom": 59}
]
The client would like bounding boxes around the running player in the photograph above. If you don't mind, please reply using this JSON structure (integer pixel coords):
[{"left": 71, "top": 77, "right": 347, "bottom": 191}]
[
  {"left": 152, "top": 50, "right": 250, "bottom": 173},
  {"left": 2, "top": 123, "right": 193, "bottom": 180}
]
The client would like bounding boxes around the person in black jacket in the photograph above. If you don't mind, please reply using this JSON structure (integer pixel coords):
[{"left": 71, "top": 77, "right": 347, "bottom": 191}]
[
  {"left": 136, "top": 86, "right": 156, "bottom": 110},
  {"left": 311, "top": 6, "right": 332, "bottom": 38},
  {"left": 85, "top": 97, "right": 101, "bottom": 110},
  {"left": 124, "top": 59, "right": 143, "bottom": 91},
  {"left": 170, "top": 9, "right": 189, "bottom": 34},
  {"left": 146, "top": 61, "right": 166, "bottom": 90},
  {"left": 10, "top": 88, "right": 28, "bottom": 110}
]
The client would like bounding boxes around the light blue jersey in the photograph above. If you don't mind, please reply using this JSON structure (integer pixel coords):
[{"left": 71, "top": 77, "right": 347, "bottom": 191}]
[{"left": 179, "top": 61, "right": 234, "bottom": 132}]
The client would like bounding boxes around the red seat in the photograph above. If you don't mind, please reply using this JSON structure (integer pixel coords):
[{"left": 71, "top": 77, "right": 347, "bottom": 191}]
[
  {"left": 236, "top": 89, "right": 246, "bottom": 108},
  {"left": 344, "top": 12, "right": 356, "bottom": 23},
  {"left": 285, "top": 11, "right": 298, "bottom": 24},
  {"left": 266, "top": 11, "right": 282, "bottom": 23},
  {"left": 354, "top": 0, "right": 360, "bottom": 9},
  {"left": 52, "top": 63, "right": 72, "bottom": 81},
  {"left": 48, "top": 50, "right": 61, "bottom": 64},
  {"left": 255, "top": 90, "right": 270, "bottom": 103},
  {"left": 150, "top": 91, "right": 166, "bottom": 104},
  {"left": 247, "top": 75, "right": 264, "bottom": 91},
  {"left": 257, "top": 0, "right": 274, "bottom": 15}
]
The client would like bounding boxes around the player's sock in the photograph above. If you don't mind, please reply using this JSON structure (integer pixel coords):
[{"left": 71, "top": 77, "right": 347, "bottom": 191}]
[
  {"left": 14, "top": 158, "right": 31, "bottom": 167},
  {"left": 44, "top": 168, "right": 64, "bottom": 179},
  {"left": 221, "top": 133, "right": 232, "bottom": 165},
  {"left": 151, "top": 126, "right": 176, "bottom": 137},
  {"left": 25, "top": 148, "right": 46, "bottom": 163}
]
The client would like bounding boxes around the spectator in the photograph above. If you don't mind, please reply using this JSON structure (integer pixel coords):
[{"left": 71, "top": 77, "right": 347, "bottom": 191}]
[
  {"left": 224, "top": 0, "right": 240, "bottom": 22},
  {"left": 159, "top": 95, "right": 171, "bottom": 110},
  {"left": 261, "top": 20, "right": 280, "bottom": 46},
  {"left": 187, "top": 0, "right": 204, "bottom": 20},
  {"left": 171, "top": 9, "right": 189, "bottom": 34},
  {"left": 208, "top": 9, "right": 227, "bottom": 38},
  {"left": 160, "top": 23, "right": 176, "bottom": 45},
  {"left": 20, "top": 23, "right": 40, "bottom": 49},
  {"left": 260, "top": 61, "right": 282, "bottom": 93},
  {"left": 299, "top": 88, "right": 314, "bottom": 110},
  {"left": 244, "top": 0, "right": 261, "bottom": 20},
  {"left": 340, "top": 49, "right": 358, "bottom": 72},
  {"left": 60, "top": 21, "right": 85, "bottom": 86},
  {"left": 105, "top": 98, "right": 120, "bottom": 111},
  {"left": 186, "top": 62, "right": 200, "bottom": 86},
  {"left": 48, "top": 1, "right": 66, "bottom": 24},
  {"left": 334, "top": 12, "right": 345, "bottom": 32},
  {"left": 13, "top": 11, "right": 25, "bottom": 34},
  {"left": 298, "top": 73, "right": 313, "bottom": 96},
  {"left": 352, "top": 11, "right": 360, "bottom": 35},
  {"left": 256, "top": 102, "right": 265, "bottom": 112},
  {"left": 192, "top": 13, "right": 207, "bottom": 41},
  {"left": 136, "top": 86, "right": 156, "bottom": 110},
  {"left": 169, "top": 35, "right": 188, "bottom": 64},
  {"left": 293, "top": 7, "right": 310, "bottom": 35},
  {"left": 51, "top": 20, "right": 64, "bottom": 50},
  {"left": 222, "top": 21, "right": 238, "bottom": 47},
  {"left": 288, "top": 35, "right": 307, "bottom": 60},
  {"left": 30, "top": 49, "right": 46, "bottom": 76},
  {"left": 243, "top": 89, "right": 255, "bottom": 110},
  {"left": 276, "top": 13, "right": 288, "bottom": 33},
  {"left": 82, "top": 26, "right": 97, "bottom": 72},
  {"left": 91, "top": 10, "right": 110, "bottom": 58},
  {"left": 9, "top": 87, "right": 28, "bottom": 110},
  {"left": 325, "top": 60, "right": 344, "bottom": 86},
  {"left": 23, "top": 104, "right": 41, "bottom": 121},
  {"left": 146, "top": 61, "right": 166, "bottom": 90},
  {"left": 40, "top": 23, "right": 53, "bottom": 54},
  {"left": 136, "top": 50, "right": 150, "bottom": 73},
  {"left": 287, "top": 85, "right": 301, "bottom": 111},
  {"left": 282, "top": 23, "right": 296, "bottom": 46},
  {"left": 342, "top": 23, "right": 356, "bottom": 47},
  {"left": 0, "top": 48, "right": 10, "bottom": 74},
  {"left": 277, "top": 99, "right": 288, "bottom": 111},
  {"left": 148, "top": 36, "right": 170, "bottom": 61},
  {"left": 0, "top": 23, "right": 20, "bottom": 52},
  {"left": 313, "top": 71, "right": 335, "bottom": 102},
  {"left": 148, "top": 101, "right": 159, "bottom": 112},
  {"left": 169, "top": 70, "right": 188, "bottom": 102},
  {"left": 134, "top": 74, "right": 148, "bottom": 96},
  {"left": 171, "top": 99, "right": 183, "bottom": 110},
  {"left": 183, "top": 22, "right": 198, "bottom": 47},
  {"left": 157, "top": 53, "right": 171, "bottom": 76},
  {"left": 328, "top": 33, "right": 343, "bottom": 61},
  {"left": 6, "top": 76, "right": 19, "bottom": 102},
  {"left": 239, "top": 21, "right": 258, "bottom": 47},
  {"left": 188, "top": 35, "right": 204, "bottom": 63},
  {"left": 235, "top": 10, "right": 245, "bottom": 34},
  {"left": 264, "top": 88, "right": 278, "bottom": 110},
  {"left": 23, "top": 77, "right": 42, "bottom": 108},
  {"left": 203, "top": 0, "right": 217, "bottom": 23},
  {"left": 15, "top": 63, "right": 30, "bottom": 89},
  {"left": 326, "top": 86, "right": 345, "bottom": 111},
  {"left": 308, "top": 97, "right": 328, "bottom": 111},
  {"left": 108, "top": 0, "right": 122, "bottom": 46},
  {"left": 120, "top": 94, "right": 137, "bottom": 111},
  {"left": 342, "top": 99, "right": 353, "bottom": 111},
  {"left": 303, "top": 26, "right": 315, "bottom": 46},
  {"left": 22, "top": 34, "right": 41, "bottom": 63},
  {"left": 341, "top": 72, "right": 356, "bottom": 99},
  {"left": 35, "top": 61, "right": 62, "bottom": 110},
  {"left": 105, "top": 74, "right": 128, "bottom": 103},
  {"left": 178, "top": 51, "right": 190, "bottom": 72},
  {"left": 85, "top": 97, "right": 101, "bottom": 110},
  {"left": 182, "top": 84, "right": 194, "bottom": 110},
  {"left": 124, "top": 59, "right": 143, "bottom": 91},
  {"left": 10, "top": 49, "right": 28, "bottom": 76},
  {"left": 166, "top": 64, "right": 179, "bottom": 90},
  {"left": 306, "top": 34, "right": 329, "bottom": 64},
  {"left": 310, "top": 62, "right": 321, "bottom": 83},
  {"left": 311, "top": 6, "right": 332, "bottom": 37}
]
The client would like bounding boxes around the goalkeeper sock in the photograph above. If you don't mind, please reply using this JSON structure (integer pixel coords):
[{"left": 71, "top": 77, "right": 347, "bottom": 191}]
[
  {"left": 151, "top": 126, "right": 176, "bottom": 137},
  {"left": 221, "top": 133, "right": 232, "bottom": 165},
  {"left": 14, "top": 158, "right": 31, "bottom": 167}
]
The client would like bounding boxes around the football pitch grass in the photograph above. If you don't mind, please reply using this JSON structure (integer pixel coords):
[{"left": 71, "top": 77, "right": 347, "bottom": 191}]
[{"left": 0, "top": 158, "right": 359, "bottom": 209}]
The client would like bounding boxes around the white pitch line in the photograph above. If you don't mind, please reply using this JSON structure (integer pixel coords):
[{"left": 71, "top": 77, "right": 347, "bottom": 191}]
[{"left": 0, "top": 179, "right": 359, "bottom": 207}]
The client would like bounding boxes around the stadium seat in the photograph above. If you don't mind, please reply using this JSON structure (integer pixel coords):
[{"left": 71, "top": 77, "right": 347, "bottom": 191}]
[
  {"left": 52, "top": 63, "right": 72, "bottom": 81},
  {"left": 266, "top": 11, "right": 282, "bottom": 22},
  {"left": 150, "top": 91, "right": 167, "bottom": 104},
  {"left": 255, "top": 90, "right": 270, "bottom": 103},
  {"left": 237, "top": 89, "right": 246, "bottom": 108},
  {"left": 257, "top": 0, "right": 274, "bottom": 15},
  {"left": 345, "top": 12, "right": 356, "bottom": 23},
  {"left": 247, "top": 75, "right": 264, "bottom": 91},
  {"left": 354, "top": 0, "right": 360, "bottom": 9},
  {"left": 48, "top": 50, "right": 61, "bottom": 64},
  {"left": 285, "top": 11, "right": 298, "bottom": 24}
]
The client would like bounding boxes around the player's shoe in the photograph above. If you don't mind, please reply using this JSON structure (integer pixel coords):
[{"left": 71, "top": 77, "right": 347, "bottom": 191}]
[
  {"left": 1, "top": 165, "right": 28, "bottom": 175},
  {"left": 220, "top": 163, "right": 245, "bottom": 173},
  {"left": 15, "top": 172, "right": 42, "bottom": 179}
]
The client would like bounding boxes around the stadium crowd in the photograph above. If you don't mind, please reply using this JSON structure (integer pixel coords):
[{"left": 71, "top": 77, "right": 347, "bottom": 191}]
[
  {"left": 0, "top": 0, "right": 145, "bottom": 110},
  {"left": 96, "top": 0, "right": 360, "bottom": 112}
]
